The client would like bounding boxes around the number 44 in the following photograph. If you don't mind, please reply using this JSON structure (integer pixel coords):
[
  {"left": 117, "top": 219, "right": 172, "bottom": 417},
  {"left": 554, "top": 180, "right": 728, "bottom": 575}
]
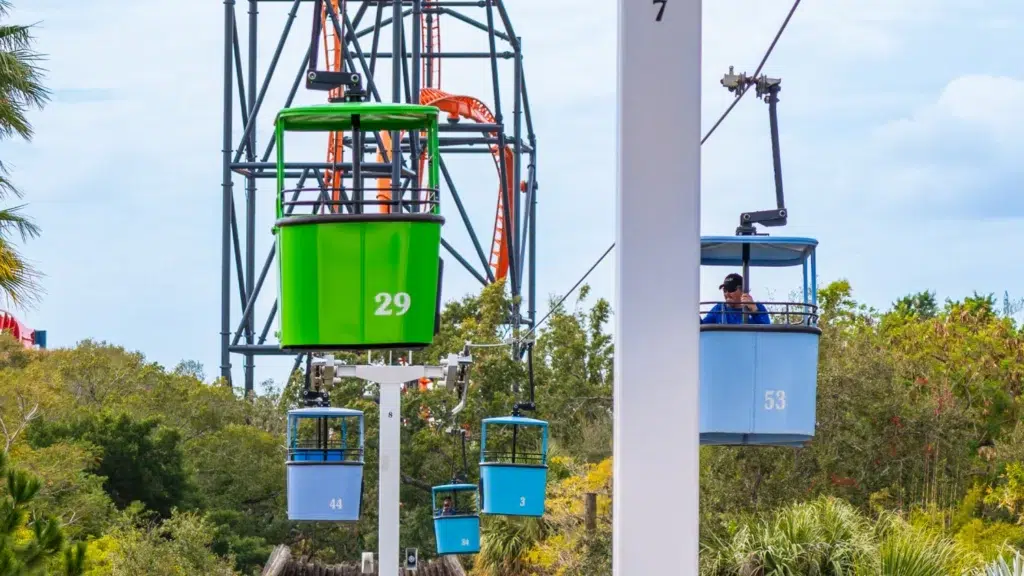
[{"left": 764, "top": 390, "right": 786, "bottom": 411}]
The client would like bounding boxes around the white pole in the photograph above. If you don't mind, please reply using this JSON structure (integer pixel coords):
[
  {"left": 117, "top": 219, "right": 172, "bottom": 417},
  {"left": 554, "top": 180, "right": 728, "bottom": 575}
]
[
  {"left": 378, "top": 380, "right": 402, "bottom": 576},
  {"left": 336, "top": 365, "right": 444, "bottom": 576},
  {"left": 613, "top": 0, "right": 701, "bottom": 573}
]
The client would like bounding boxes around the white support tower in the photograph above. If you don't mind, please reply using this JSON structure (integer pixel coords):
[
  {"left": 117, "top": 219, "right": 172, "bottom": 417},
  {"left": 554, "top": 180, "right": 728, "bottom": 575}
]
[
  {"left": 614, "top": 0, "right": 702, "bottom": 573},
  {"left": 322, "top": 352, "right": 470, "bottom": 576}
]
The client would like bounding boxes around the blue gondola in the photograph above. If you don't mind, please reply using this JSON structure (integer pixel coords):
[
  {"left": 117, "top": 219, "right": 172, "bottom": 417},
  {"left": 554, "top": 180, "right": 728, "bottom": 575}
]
[
  {"left": 699, "top": 236, "right": 820, "bottom": 447},
  {"left": 479, "top": 416, "right": 548, "bottom": 516},
  {"left": 286, "top": 407, "right": 365, "bottom": 521},
  {"left": 432, "top": 484, "right": 481, "bottom": 555}
]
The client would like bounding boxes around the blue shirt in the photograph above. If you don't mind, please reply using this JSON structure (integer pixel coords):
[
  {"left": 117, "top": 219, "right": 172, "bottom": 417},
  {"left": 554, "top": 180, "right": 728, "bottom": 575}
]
[{"left": 701, "top": 302, "right": 771, "bottom": 325}]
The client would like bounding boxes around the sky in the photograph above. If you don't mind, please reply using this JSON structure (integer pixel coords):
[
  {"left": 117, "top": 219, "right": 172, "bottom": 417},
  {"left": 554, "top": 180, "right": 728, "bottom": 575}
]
[{"left": 4, "top": 0, "right": 1023, "bottom": 387}]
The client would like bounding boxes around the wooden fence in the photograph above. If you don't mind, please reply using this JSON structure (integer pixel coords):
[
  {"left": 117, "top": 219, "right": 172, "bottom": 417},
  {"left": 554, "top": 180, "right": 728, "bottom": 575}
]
[
  {"left": 261, "top": 493, "right": 602, "bottom": 575},
  {"left": 261, "top": 545, "right": 467, "bottom": 576}
]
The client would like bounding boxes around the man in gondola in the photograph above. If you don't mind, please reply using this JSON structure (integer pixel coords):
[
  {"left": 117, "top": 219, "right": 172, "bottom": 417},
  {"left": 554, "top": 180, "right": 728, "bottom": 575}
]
[
  {"left": 441, "top": 496, "right": 455, "bottom": 515},
  {"left": 701, "top": 273, "right": 771, "bottom": 324}
]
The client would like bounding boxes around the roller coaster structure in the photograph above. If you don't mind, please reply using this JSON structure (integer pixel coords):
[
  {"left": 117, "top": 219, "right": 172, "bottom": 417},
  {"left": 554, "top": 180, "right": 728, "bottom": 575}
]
[
  {"left": 220, "top": 0, "right": 538, "bottom": 391},
  {"left": 0, "top": 310, "right": 45, "bottom": 349}
]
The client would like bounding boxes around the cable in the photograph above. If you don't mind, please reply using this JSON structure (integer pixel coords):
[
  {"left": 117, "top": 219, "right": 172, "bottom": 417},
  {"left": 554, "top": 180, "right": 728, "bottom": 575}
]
[
  {"left": 520, "top": 242, "right": 615, "bottom": 342},
  {"left": 517, "top": 1, "right": 802, "bottom": 344},
  {"left": 701, "top": 0, "right": 802, "bottom": 145}
]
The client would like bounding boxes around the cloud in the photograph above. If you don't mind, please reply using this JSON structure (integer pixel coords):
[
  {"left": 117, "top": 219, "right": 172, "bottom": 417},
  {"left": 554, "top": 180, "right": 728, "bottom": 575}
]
[
  {"left": 863, "top": 75, "right": 1024, "bottom": 217},
  {"left": 7, "top": 0, "right": 1024, "bottom": 386},
  {"left": 51, "top": 89, "right": 119, "bottom": 104}
]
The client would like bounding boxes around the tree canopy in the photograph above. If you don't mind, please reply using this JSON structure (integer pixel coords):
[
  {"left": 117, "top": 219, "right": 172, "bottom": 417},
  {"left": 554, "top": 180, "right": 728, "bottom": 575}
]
[{"left": 7, "top": 278, "right": 1024, "bottom": 574}]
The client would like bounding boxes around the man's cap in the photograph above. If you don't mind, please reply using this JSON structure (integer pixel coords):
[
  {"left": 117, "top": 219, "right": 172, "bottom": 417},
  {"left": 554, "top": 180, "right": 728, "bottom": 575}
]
[{"left": 719, "top": 273, "right": 743, "bottom": 292}]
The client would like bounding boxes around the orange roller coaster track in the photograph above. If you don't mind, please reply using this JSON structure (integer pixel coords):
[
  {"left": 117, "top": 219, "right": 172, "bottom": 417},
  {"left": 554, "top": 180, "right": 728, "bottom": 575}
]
[
  {"left": 319, "top": 2, "right": 515, "bottom": 283},
  {"left": 322, "top": 0, "right": 346, "bottom": 209},
  {"left": 376, "top": 89, "right": 516, "bottom": 283}
]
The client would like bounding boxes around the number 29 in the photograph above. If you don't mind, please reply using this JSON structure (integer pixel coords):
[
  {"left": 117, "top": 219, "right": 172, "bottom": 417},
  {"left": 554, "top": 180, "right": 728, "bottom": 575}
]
[{"left": 374, "top": 292, "right": 411, "bottom": 316}]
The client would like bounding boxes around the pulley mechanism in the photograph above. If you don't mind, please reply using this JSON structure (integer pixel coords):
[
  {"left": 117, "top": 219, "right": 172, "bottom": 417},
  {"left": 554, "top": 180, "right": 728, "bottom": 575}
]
[
  {"left": 511, "top": 343, "right": 537, "bottom": 417},
  {"left": 443, "top": 425, "right": 471, "bottom": 484},
  {"left": 302, "top": 353, "right": 336, "bottom": 407},
  {"left": 305, "top": 0, "right": 364, "bottom": 102},
  {"left": 720, "top": 66, "right": 787, "bottom": 236}
]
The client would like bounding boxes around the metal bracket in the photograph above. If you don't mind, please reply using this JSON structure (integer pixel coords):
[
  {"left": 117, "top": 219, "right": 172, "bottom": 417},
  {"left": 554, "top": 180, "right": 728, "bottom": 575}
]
[
  {"left": 307, "top": 350, "right": 472, "bottom": 389},
  {"left": 305, "top": 0, "right": 363, "bottom": 101},
  {"left": 720, "top": 67, "right": 788, "bottom": 236}
]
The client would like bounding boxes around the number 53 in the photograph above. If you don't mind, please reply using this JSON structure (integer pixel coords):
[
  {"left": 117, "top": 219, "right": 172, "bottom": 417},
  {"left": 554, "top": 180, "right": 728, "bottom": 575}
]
[{"left": 764, "top": 390, "right": 786, "bottom": 410}]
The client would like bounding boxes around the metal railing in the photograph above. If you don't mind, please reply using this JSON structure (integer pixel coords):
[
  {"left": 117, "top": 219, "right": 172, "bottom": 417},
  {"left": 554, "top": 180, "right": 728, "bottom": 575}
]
[
  {"left": 481, "top": 450, "right": 546, "bottom": 465},
  {"left": 288, "top": 447, "right": 363, "bottom": 461},
  {"left": 434, "top": 508, "right": 478, "bottom": 518},
  {"left": 288, "top": 437, "right": 364, "bottom": 462},
  {"left": 279, "top": 186, "right": 440, "bottom": 215},
  {"left": 699, "top": 301, "right": 819, "bottom": 326},
  {"left": 434, "top": 491, "right": 479, "bottom": 518}
]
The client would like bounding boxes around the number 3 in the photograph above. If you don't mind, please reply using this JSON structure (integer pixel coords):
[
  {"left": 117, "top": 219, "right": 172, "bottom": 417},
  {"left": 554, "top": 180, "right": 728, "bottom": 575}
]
[
  {"left": 374, "top": 292, "right": 411, "bottom": 316},
  {"left": 520, "top": 496, "right": 526, "bottom": 507}
]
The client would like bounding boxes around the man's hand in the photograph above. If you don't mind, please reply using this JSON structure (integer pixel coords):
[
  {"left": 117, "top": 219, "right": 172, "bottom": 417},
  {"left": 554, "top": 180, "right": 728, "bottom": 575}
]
[{"left": 740, "top": 293, "right": 758, "bottom": 311}]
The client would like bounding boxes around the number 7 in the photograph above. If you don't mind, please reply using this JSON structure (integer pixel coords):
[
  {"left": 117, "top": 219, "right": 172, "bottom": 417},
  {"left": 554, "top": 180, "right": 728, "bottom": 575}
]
[{"left": 653, "top": 0, "right": 666, "bottom": 21}]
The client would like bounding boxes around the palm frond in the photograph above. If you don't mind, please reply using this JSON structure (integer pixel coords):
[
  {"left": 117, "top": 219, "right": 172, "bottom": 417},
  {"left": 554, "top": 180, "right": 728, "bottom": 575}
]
[
  {"left": 0, "top": 204, "right": 40, "bottom": 240},
  {"left": 0, "top": 6, "right": 50, "bottom": 143},
  {"left": 0, "top": 238, "right": 43, "bottom": 307},
  {"left": 0, "top": 1, "right": 47, "bottom": 308}
]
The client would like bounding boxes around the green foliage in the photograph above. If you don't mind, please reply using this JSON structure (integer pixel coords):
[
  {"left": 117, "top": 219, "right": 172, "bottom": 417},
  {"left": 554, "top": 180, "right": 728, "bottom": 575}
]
[
  {"left": 0, "top": 451, "right": 85, "bottom": 576},
  {"left": 893, "top": 290, "right": 939, "bottom": 320},
  {"left": 9, "top": 442, "right": 115, "bottom": 538},
  {"left": 6, "top": 277, "right": 1024, "bottom": 574},
  {"left": 94, "top": 507, "right": 236, "bottom": 576},
  {"left": 184, "top": 426, "right": 285, "bottom": 574},
  {"left": 26, "top": 413, "right": 190, "bottom": 518}
]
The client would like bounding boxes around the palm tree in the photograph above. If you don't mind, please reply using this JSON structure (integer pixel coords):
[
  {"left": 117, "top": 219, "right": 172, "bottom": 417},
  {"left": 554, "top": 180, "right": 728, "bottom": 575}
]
[{"left": 0, "top": 0, "right": 48, "bottom": 306}]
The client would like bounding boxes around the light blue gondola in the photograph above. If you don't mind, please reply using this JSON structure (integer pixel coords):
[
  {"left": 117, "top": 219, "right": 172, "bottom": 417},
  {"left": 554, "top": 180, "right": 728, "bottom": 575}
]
[
  {"left": 432, "top": 484, "right": 481, "bottom": 555},
  {"left": 286, "top": 407, "right": 365, "bottom": 521},
  {"left": 699, "top": 236, "right": 821, "bottom": 447},
  {"left": 479, "top": 416, "right": 548, "bottom": 516}
]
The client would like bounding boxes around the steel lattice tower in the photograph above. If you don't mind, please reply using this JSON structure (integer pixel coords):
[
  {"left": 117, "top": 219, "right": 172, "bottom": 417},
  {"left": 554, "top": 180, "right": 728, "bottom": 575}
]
[{"left": 220, "top": 0, "right": 538, "bottom": 391}]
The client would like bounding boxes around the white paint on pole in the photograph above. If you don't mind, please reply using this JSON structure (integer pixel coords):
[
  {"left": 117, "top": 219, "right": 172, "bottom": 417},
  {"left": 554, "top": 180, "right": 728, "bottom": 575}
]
[
  {"left": 331, "top": 364, "right": 448, "bottom": 576},
  {"left": 378, "top": 380, "right": 401, "bottom": 576},
  {"left": 614, "top": 0, "right": 701, "bottom": 573}
]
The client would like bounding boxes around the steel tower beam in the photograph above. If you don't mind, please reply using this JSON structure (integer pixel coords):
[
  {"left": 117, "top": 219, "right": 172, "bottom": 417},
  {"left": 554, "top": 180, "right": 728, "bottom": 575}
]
[{"left": 220, "top": 0, "right": 538, "bottom": 392}]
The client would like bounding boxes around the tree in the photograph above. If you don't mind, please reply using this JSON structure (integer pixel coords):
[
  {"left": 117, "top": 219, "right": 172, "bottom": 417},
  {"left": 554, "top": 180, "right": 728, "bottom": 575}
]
[
  {"left": 892, "top": 290, "right": 939, "bottom": 319},
  {"left": 184, "top": 425, "right": 286, "bottom": 574},
  {"left": 88, "top": 507, "right": 236, "bottom": 576},
  {"left": 26, "top": 412, "right": 191, "bottom": 518},
  {"left": 0, "top": 0, "right": 48, "bottom": 305},
  {"left": 0, "top": 451, "right": 86, "bottom": 576},
  {"left": 9, "top": 442, "right": 116, "bottom": 539}
]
